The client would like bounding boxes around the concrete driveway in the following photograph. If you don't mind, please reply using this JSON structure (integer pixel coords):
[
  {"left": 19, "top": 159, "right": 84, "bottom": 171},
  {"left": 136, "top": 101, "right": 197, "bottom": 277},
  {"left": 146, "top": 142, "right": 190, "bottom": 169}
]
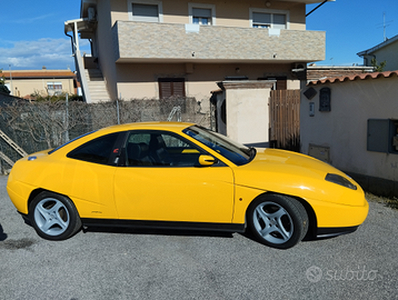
[{"left": 0, "top": 175, "right": 397, "bottom": 300}]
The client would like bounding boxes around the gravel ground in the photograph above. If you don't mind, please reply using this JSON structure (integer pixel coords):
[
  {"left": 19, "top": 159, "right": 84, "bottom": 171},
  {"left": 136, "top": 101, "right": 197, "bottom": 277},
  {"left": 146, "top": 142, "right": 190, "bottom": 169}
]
[{"left": 1, "top": 175, "right": 398, "bottom": 300}]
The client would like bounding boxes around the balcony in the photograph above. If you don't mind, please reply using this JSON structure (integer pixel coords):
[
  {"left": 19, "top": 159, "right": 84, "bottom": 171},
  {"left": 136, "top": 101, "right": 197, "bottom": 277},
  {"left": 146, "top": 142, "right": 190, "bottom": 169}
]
[{"left": 113, "top": 21, "right": 325, "bottom": 64}]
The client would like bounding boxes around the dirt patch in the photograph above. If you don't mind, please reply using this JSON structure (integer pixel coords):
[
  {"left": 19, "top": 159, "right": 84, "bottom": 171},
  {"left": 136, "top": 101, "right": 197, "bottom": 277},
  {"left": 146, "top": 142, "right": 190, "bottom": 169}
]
[
  {"left": 366, "top": 193, "right": 398, "bottom": 210},
  {"left": 0, "top": 238, "right": 35, "bottom": 251}
]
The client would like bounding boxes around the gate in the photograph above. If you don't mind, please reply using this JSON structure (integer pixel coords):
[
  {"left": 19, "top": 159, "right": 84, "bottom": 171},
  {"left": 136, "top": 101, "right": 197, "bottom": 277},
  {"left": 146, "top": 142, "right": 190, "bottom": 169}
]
[{"left": 269, "top": 89, "right": 300, "bottom": 151}]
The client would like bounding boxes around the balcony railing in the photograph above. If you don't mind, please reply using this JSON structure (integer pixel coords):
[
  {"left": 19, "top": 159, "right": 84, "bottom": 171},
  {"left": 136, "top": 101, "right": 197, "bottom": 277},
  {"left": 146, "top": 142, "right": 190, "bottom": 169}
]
[{"left": 113, "top": 21, "right": 325, "bottom": 63}]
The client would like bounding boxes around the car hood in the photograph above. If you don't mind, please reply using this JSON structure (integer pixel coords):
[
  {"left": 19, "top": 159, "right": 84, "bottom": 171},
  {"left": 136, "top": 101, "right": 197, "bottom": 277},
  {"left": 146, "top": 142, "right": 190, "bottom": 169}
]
[{"left": 233, "top": 148, "right": 363, "bottom": 205}]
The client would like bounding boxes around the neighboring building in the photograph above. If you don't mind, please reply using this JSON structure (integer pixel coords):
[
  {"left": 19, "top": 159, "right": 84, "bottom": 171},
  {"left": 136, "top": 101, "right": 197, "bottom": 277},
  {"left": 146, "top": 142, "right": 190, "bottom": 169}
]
[
  {"left": 1, "top": 68, "right": 79, "bottom": 99},
  {"left": 65, "top": 0, "right": 327, "bottom": 103},
  {"left": 65, "top": 0, "right": 327, "bottom": 144},
  {"left": 301, "top": 71, "right": 398, "bottom": 197},
  {"left": 357, "top": 34, "right": 398, "bottom": 71},
  {"left": 305, "top": 65, "right": 374, "bottom": 82}
]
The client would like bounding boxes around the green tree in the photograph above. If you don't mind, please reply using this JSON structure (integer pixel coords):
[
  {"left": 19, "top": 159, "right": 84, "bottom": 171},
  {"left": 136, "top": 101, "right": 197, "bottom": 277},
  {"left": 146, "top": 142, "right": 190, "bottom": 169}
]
[
  {"left": 0, "top": 69, "right": 11, "bottom": 94},
  {"left": 371, "top": 58, "right": 387, "bottom": 72}
]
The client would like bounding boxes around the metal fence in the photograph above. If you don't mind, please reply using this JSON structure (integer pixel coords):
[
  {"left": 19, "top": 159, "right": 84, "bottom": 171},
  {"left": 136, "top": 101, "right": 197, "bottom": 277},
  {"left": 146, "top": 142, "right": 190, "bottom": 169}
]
[{"left": 0, "top": 97, "right": 209, "bottom": 170}]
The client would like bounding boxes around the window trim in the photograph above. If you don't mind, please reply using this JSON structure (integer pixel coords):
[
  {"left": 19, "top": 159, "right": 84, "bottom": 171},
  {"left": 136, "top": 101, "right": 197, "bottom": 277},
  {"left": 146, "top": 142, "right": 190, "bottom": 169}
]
[
  {"left": 249, "top": 8, "right": 289, "bottom": 29},
  {"left": 128, "top": 0, "right": 164, "bottom": 22},
  {"left": 188, "top": 3, "right": 216, "bottom": 26}
]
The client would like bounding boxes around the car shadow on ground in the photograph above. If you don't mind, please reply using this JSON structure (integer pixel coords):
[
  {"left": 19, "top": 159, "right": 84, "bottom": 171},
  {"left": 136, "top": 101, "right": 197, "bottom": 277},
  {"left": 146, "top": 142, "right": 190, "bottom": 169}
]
[
  {"left": 0, "top": 223, "right": 8, "bottom": 241},
  {"left": 239, "top": 229, "right": 339, "bottom": 246},
  {"left": 82, "top": 226, "right": 234, "bottom": 239}
]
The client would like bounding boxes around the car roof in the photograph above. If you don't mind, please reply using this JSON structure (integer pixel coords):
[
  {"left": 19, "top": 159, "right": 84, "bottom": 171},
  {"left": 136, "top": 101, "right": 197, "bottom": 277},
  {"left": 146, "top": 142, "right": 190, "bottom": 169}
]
[{"left": 99, "top": 121, "right": 196, "bottom": 133}]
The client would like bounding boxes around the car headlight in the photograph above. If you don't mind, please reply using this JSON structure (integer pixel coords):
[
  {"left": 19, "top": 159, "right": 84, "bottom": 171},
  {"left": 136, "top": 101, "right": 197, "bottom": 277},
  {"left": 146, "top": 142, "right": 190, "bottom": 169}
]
[{"left": 325, "top": 173, "right": 357, "bottom": 190}]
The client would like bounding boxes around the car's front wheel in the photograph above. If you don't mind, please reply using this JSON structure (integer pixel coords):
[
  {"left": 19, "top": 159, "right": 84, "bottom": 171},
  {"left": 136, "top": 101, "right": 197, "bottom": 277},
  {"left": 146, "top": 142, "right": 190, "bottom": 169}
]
[
  {"left": 29, "top": 192, "right": 81, "bottom": 240},
  {"left": 247, "top": 194, "right": 308, "bottom": 249}
]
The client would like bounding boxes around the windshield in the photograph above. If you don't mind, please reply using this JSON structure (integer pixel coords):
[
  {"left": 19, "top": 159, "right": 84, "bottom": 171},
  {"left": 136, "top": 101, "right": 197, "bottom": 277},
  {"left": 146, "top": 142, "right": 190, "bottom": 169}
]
[{"left": 183, "top": 126, "right": 254, "bottom": 166}]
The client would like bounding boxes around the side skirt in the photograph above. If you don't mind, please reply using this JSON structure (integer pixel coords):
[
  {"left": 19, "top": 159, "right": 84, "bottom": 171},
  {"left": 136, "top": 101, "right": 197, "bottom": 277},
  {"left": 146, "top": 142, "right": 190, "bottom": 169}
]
[
  {"left": 316, "top": 226, "right": 358, "bottom": 238},
  {"left": 81, "top": 218, "right": 246, "bottom": 233}
]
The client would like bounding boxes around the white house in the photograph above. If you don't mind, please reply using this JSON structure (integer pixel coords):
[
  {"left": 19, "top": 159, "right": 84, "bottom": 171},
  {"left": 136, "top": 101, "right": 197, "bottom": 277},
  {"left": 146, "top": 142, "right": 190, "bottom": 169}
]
[{"left": 301, "top": 71, "right": 398, "bottom": 197}]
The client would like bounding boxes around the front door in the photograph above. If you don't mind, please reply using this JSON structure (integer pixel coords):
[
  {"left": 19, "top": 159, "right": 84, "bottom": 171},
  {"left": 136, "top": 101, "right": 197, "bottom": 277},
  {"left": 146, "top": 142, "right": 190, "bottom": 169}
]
[{"left": 114, "top": 130, "right": 234, "bottom": 223}]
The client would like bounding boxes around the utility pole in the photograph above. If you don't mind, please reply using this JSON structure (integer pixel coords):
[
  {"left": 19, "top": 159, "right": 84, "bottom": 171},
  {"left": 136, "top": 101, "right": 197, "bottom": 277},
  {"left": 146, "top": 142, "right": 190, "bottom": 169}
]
[{"left": 9, "top": 64, "right": 13, "bottom": 96}]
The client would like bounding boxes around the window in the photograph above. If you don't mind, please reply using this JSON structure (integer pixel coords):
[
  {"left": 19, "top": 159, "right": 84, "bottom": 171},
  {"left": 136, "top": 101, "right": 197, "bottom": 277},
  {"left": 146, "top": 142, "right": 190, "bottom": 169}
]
[
  {"left": 129, "top": 1, "right": 163, "bottom": 22},
  {"left": 189, "top": 3, "right": 215, "bottom": 26},
  {"left": 367, "top": 119, "right": 398, "bottom": 154},
  {"left": 192, "top": 8, "right": 211, "bottom": 25},
  {"left": 125, "top": 131, "right": 207, "bottom": 167},
  {"left": 183, "top": 126, "right": 252, "bottom": 166},
  {"left": 258, "top": 76, "right": 287, "bottom": 90},
  {"left": 250, "top": 9, "right": 288, "bottom": 29},
  {"left": 67, "top": 133, "right": 121, "bottom": 165},
  {"left": 47, "top": 82, "right": 62, "bottom": 95},
  {"left": 158, "top": 78, "right": 185, "bottom": 98}
]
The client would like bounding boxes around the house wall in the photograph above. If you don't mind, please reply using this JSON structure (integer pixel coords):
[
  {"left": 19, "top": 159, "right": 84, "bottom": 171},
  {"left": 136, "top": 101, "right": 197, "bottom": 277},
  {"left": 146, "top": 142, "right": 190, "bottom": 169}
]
[
  {"left": 115, "top": 62, "right": 293, "bottom": 104},
  {"left": 370, "top": 42, "right": 398, "bottom": 71},
  {"left": 300, "top": 76, "right": 398, "bottom": 194},
  {"left": 222, "top": 81, "right": 273, "bottom": 144},
  {"left": 4, "top": 78, "right": 75, "bottom": 98},
  {"left": 109, "top": 0, "right": 306, "bottom": 30},
  {"left": 95, "top": 0, "right": 119, "bottom": 99}
]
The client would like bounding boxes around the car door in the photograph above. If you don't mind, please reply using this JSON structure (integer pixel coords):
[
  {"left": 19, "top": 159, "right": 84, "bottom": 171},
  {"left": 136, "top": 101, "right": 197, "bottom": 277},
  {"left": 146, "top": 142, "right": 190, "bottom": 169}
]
[{"left": 114, "top": 130, "right": 235, "bottom": 223}]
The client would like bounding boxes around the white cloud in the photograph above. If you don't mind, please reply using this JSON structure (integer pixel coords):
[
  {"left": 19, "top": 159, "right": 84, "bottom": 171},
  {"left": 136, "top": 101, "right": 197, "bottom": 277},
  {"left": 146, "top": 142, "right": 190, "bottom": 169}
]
[{"left": 0, "top": 38, "right": 90, "bottom": 70}]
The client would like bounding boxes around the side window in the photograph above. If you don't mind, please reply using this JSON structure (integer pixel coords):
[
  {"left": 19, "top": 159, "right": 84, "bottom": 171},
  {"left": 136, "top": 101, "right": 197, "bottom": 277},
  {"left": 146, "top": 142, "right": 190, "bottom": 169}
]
[
  {"left": 125, "top": 131, "right": 207, "bottom": 167},
  {"left": 67, "top": 133, "right": 120, "bottom": 165}
]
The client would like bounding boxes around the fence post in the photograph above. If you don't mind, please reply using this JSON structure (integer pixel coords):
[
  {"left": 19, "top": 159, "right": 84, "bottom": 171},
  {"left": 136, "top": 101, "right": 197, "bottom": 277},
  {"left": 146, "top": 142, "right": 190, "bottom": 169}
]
[
  {"left": 116, "top": 97, "right": 120, "bottom": 125},
  {"left": 65, "top": 94, "right": 69, "bottom": 142}
]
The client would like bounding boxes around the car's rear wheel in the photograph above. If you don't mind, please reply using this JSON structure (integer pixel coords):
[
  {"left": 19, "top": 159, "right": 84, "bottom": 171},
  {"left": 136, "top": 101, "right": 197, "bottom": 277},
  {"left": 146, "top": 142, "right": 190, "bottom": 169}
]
[
  {"left": 247, "top": 194, "right": 308, "bottom": 249},
  {"left": 29, "top": 192, "right": 81, "bottom": 240}
]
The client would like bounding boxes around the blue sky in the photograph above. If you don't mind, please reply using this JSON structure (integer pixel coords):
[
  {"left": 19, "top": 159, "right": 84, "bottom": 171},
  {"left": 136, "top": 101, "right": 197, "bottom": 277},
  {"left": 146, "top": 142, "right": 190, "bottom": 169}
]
[{"left": 1, "top": 0, "right": 398, "bottom": 70}]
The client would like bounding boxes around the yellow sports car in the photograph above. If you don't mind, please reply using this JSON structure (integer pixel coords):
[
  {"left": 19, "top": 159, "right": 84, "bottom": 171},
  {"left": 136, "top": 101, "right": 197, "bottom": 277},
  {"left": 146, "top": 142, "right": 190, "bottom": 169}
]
[{"left": 7, "top": 122, "right": 368, "bottom": 249}]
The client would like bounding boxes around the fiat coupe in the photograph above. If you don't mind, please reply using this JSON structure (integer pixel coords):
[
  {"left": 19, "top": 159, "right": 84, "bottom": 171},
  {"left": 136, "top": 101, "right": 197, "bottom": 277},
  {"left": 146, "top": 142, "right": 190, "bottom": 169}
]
[{"left": 7, "top": 122, "right": 368, "bottom": 249}]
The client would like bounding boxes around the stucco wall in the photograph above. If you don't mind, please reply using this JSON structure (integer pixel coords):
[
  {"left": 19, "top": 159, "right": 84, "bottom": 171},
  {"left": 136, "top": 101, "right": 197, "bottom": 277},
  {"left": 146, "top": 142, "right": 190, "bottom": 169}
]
[
  {"left": 300, "top": 76, "right": 398, "bottom": 183},
  {"left": 224, "top": 83, "right": 271, "bottom": 144},
  {"left": 6, "top": 78, "right": 75, "bottom": 98},
  {"left": 96, "top": 0, "right": 119, "bottom": 99},
  {"left": 371, "top": 42, "right": 398, "bottom": 71},
  {"left": 110, "top": 0, "right": 306, "bottom": 30},
  {"left": 116, "top": 62, "right": 292, "bottom": 107}
]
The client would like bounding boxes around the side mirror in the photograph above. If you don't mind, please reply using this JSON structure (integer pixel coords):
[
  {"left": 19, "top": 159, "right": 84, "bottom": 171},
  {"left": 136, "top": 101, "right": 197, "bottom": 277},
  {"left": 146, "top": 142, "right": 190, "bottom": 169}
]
[{"left": 198, "top": 155, "right": 216, "bottom": 166}]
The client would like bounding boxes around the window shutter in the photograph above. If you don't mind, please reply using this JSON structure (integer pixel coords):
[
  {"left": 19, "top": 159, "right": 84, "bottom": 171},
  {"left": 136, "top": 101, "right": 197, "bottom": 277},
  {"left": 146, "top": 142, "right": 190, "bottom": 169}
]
[
  {"left": 159, "top": 78, "right": 185, "bottom": 99},
  {"left": 253, "top": 12, "right": 271, "bottom": 24},
  {"left": 273, "top": 14, "right": 286, "bottom": 29},
  {"left": 192, "top": 8, "right": 211, "bottom": 18},
  {"left": 132, "top": 3, "right": 159, "bottom": 22},
  {"left": 159, "top": 81, "right": 172, "bottom": 98}
]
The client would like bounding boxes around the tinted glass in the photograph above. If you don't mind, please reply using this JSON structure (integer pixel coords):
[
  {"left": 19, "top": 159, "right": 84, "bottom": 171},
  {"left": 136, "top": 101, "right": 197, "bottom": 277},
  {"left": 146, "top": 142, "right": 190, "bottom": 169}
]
[
  {"left": 67, "top": 133, "right": 120, "bottom": 165},
  {"left": 125, "top": 131, "right": 206, "bottom": 167}
]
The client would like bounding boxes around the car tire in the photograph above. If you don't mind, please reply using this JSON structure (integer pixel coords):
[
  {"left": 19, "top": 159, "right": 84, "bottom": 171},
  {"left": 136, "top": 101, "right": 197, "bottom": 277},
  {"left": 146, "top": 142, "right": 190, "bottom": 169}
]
[
  {"left": 247, "top": 194, "right": 308, "bottom": 249},
  {"left": 28, "top": 192, "right": 82, "bottom": 241}
]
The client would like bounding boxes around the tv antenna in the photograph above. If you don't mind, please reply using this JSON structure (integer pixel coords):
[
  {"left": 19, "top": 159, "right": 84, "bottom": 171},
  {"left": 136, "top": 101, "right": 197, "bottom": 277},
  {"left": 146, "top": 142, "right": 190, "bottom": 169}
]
[{"left": 377, "top": 12, "right": 393, "bottom": 42}]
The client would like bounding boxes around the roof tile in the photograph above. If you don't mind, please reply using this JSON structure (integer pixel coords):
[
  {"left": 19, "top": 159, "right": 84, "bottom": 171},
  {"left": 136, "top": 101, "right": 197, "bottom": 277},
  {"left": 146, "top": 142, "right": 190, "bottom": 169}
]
[{"left": 308, "top": 70, "right": 398, "bottom": 86}]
